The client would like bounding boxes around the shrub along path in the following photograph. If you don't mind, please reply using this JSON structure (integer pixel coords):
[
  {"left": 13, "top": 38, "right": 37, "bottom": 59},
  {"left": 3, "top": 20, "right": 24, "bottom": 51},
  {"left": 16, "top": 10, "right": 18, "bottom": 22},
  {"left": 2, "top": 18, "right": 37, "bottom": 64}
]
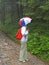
[{"left": 0, "top": 31, "right": 48, "bottom": 65}]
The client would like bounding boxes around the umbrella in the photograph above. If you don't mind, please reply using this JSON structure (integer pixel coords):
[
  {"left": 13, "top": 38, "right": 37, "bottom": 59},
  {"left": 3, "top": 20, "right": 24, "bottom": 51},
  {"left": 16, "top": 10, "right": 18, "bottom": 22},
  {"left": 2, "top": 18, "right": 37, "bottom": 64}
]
[{"left": 18, "top": 17, "right": 32, "bottom": 26}]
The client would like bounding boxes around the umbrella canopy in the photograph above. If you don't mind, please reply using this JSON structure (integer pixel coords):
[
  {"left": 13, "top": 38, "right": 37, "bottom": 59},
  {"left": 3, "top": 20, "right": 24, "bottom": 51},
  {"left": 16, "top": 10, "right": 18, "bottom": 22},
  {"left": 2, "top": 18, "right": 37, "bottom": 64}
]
[{"left": 18, "top": 17, "right": 32, "bottom": 26}]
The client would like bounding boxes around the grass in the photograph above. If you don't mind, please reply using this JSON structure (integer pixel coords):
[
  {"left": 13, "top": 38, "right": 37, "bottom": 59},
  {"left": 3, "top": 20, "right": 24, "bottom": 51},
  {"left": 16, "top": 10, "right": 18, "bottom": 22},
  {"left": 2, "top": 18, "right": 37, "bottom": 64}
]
[{"left": 27, "top": 21, "right": 49, "bottom": 62}]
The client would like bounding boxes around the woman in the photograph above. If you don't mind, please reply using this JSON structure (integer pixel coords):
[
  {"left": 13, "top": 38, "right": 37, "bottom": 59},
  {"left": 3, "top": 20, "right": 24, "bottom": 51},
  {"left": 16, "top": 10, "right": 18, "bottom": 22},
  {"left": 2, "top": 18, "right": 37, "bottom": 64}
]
[{"left": 18, "top": 17, "right": 32, "bottom": 62}]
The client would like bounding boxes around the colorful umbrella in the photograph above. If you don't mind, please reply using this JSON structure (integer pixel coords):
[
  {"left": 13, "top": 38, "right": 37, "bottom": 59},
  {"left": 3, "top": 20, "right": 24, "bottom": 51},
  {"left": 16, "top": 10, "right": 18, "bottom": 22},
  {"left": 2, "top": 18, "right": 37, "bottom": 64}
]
[{"left": 18, "top": 17, "right": 32, "bottom": 26}]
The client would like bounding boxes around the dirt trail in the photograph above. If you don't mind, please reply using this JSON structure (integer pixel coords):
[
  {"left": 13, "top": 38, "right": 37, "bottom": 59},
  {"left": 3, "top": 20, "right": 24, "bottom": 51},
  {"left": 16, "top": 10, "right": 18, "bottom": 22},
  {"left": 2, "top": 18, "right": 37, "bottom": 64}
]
[{"left": 0, "top": 31, "right": 47, "bottom": 65}]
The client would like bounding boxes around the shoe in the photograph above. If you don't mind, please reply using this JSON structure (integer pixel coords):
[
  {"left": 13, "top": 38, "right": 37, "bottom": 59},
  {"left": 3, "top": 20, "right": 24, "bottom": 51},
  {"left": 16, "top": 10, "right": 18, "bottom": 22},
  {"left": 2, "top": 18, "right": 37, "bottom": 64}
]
[
  {"left": 19, "top": 59, "right": 25, "bottom": 62},
  {"left": 22, "top": 60, "right": 25, "bottom": 62},
  {"left": 26, "top": 59, "right": 29, "bottom": 61}
]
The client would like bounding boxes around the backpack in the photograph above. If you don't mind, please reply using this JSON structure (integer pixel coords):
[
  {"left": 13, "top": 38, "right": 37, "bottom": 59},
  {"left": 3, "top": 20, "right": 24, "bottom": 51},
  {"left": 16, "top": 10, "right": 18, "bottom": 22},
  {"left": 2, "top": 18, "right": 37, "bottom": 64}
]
[{"left": 15, "top": 28, "right": 22, "bottom": 40}]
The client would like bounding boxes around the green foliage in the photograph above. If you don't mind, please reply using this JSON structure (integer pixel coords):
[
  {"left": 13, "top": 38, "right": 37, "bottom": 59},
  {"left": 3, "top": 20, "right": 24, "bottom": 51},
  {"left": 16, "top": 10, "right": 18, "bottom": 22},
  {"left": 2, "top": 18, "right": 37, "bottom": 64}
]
[
  {"left": 27, "top": 33, "right": 49, "bottom": 61},
  {"left": 21, "top": 0, "right": 49, "bottom": 21},
  {"left": 27, "top": 21, "right": 49, "bottom": 61}
]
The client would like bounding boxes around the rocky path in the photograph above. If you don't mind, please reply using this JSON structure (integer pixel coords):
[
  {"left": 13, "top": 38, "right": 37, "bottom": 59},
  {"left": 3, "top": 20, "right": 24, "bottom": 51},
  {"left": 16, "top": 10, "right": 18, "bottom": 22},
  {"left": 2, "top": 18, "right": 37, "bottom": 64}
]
[{"left": 0, "top": 31, "right": 47, "bottom": 65}]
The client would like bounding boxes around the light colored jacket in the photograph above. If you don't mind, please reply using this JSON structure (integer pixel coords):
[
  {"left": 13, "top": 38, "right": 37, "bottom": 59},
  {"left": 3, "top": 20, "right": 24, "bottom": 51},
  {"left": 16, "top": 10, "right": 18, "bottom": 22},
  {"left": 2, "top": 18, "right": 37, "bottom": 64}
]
[{"left": 21, "top": 26, "right": 28, "bottom": 42}]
